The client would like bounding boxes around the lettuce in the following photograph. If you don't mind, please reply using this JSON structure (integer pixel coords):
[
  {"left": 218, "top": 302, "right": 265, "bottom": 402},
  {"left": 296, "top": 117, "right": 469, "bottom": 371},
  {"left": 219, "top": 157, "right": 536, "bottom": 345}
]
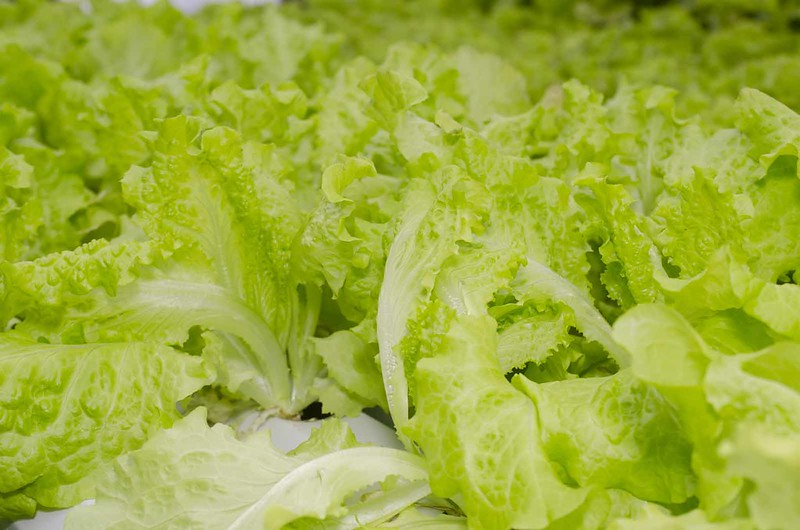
[
  {"left": 1, "top": 1, "right": 800, "bottom": 529},
  {"left": 65, "top": 409, "right": 431, "bottom": 529},
  {"left": 0, "top": 333, "right": 212, "bottom": 515}
]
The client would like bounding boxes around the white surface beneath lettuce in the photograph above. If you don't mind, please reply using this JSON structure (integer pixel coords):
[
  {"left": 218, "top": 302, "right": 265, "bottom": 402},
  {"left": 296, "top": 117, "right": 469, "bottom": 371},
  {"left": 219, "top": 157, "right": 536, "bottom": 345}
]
[{"left": 8, "top": 413, "right": 401, "bottom": 530}]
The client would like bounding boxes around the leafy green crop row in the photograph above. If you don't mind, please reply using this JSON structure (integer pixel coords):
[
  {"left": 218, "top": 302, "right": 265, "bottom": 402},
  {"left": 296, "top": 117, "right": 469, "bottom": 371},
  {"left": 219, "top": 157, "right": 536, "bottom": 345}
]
[{"left": 1, "top": 0, "right": 799, "bottom": 528}]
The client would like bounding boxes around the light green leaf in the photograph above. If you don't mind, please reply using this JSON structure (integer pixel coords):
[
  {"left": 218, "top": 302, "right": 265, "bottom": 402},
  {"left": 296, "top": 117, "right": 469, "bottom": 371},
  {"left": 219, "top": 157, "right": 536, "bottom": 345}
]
[
  {"left": 613, "top": 304, "right": 709, "bottom": 387},
  {"left": 741, "top": 167, "right": 800, "bottom": 282},
  {"left": 612, "top": 304, "right": 738, "bottom": 515},
  {"left": 450, "top": 47, "right": 530, "bottom": 126},
  {"left": 320, "top": 156, "right": 377, "bottom": 204},
  {"left": 613, "top": 304, "right": 800, "bottom": 521},
  {"left": 377, "top": 171, "right": 490, "bottom": 436},
  {"left": 0, "top": 238, "right": 153, "bottom": 327},
  {"left": 513, "top": 260, "right": 630, "bottom": 368},
  {"left": 576, "top": 173, "right": 664, "bottom": 306},
  {"left": 495, "top": 305, "right": 574, "bottom": 373},
  {"left": 313, "top": 329, "right": 386, "bottom": 410},
  {"left": 0, "top": 333, "right": 211, "bottom": 508},
  {"left": 515, "top": 370, "right": 694, "bottom": 504},
  {"left": 0, "top": 491, "right": 37, "bottom": 521},
  {"left": 705, "top": 343, "right": 800, "bottom": 436},
  {"left": 295, "top": 155, "right": 401, "bottom": 323},
  {"left": 609, "top": 510, "right": 755, "bottom": 530},
  {"left": 66, "top": 409, "right": 430, "bottom": 530},
  {"left": 659, "top": 250, "right": 800, "bottom": 342},
  {"left": 70, "top": 116, "right": 316, "bottom": 413},
  {"left": 723, "top": 431, "right": 800, "bottom": 530},
  {"left": 648, "top": 174, "right": 744, "bottom": 278},
  {"left": 208, "top": 80, "right": 310, "bottom": 145},
  {"left": 735, "top": 88, "right": 800, "bottom": 172},
  {"left": 313, "top": 377, "right": 373, "bottom": 418},
  {"left": 359, "top": 70, "right": 428, "bottom": 129},
  {"left": 405, "top": 315, "right": 588, "bottom": 530}
]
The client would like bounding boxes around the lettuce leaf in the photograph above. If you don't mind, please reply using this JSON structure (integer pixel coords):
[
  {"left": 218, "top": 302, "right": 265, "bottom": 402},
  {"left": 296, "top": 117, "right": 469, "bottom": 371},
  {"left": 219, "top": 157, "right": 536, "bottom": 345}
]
[
  {"left": 614, "top": 304, "right": 800, "bottom": 524},
  {"left": 405, "top": 315, "right": 589, "bottom": 530},
  {"left": 2, "top": 1, "right": 800, "bottom": 528},
  {"left": 0, "top": 333, "right": 211, "bottom": 515},
  {"left": 66, "top": 408, "right": 430, "bottom": 530}
]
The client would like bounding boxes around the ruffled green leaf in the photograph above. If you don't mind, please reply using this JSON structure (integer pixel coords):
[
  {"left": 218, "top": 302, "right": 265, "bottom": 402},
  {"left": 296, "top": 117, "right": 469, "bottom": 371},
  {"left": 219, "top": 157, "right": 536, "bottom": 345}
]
[
  {"left": 66, "top": 409, "right": 429, "bottom": 530},
  {"left": 0, "top": 333, "right": 211, "bottom": 510},
  {"left": 405, "top": 315, "right": 588, "bottom": 530}
]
